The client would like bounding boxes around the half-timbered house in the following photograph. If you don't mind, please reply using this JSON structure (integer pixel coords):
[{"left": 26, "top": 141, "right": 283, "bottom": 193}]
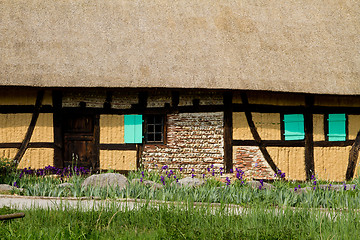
[{"left": 0, "top": 0, "right": 359, "bottom": 181}]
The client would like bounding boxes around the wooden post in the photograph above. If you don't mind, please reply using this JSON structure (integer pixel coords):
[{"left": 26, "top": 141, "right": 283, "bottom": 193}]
[
  {"left": 304, "top": 95, "right": 314, "bottom": 180},
  {"left": 240, "top": 92, "right": 278, "bottom": 173},
  {"left": 0, "top": 212, "right": 25, "bottom": 221},
  {"left": 14, "top": 90, "right": 44, "bottom": 164},
  {"left": 223, "top": 92, "right": 233, "bottom": 173},
  {"left": 346, "top": 130, "right": 360, "bottom": 181},
  {"left": 53, "top": 90, "right": 64, "bottom": 168}
]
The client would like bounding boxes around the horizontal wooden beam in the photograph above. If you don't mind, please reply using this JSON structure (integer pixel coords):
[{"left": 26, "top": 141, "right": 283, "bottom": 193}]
[
  {"left": 233, "top": 140, "right": 355, "bottom": 147},
  {"left": 99, "top": 144, "right": 137, "bottom": 150},
  {"left": 233, "top": 140, "right": 305, "bottom": 147},
  {"left": 233, "top": 103, "right": 360, "bottom": 114},
  {"left": 0, "top": 105, "right": 53, "bottom": 114},
  {"left": 0, "top": 142, "right": 54, "bottom": 148}
]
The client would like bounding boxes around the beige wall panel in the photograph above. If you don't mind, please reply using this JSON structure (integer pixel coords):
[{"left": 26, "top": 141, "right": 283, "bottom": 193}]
[
  {"left": 313, "top": 114, "right": 325, "bottom": 141},
  {"left": 268, "top": 147, "right": 306, "bottom": 181},
  {"left": 0, "top": 114, "right": 32, "bottom": 143},
  {"left": 100, "top": 115, "right": 124, "bottom": 144},
  {"left": 42, "top": 90, "right": 53, "bottom": 106},
  {"left": 100, "top": 150, "right": 137, "bottom": 170},
  {"left": 0, "top": 89, "right": 36, "bottom": 105},
  {"left": 348, "top": 115, "right": 360, "bottom": 140},
  {"left": 253, "top": 113, "right": 281, "bottom": 140},
  {"left": 314, "top": 147, "right": 350, "bottom": 182},
  {"left": 232, "top": 95, "right": 242, "bottom": 104},
  {"left": 0, "top": 89, "right": 52, "bottom": 105},
  {"left": 0, "top": 148, "right": 18, "bottom": 160},
  {"left": 247, "top": 92, "right": 305, "bottom": 106},
  {"left": 314, "top": 96, "right": 360, "bottom": 107},
  {"left": 18, "top": 148, "right": 54, "bottom": 169},
  {"left": 233, "top": 112, "right": 253, "bottom": 140},
  {"left": 31, "top": 114, "right": 54, "bottom": 142}
]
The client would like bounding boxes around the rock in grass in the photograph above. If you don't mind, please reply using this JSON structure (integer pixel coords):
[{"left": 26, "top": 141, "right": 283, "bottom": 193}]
[
  {"left": 175, "top": 177, "right": 205, "bottom": 188},
  {"left": 294, "top": 187, "right": 312, "bottom": 194},
  {"left": 131, "top": 179, "right": 163, "bottom": 190},
  {"left": 81, "top": 173, "right": 128, "bottom": 190},
  {"left": 0, "top": 184, "right": 13, "bottom": 192},
  {"left": 57, "top": 182, "right": 74, "bottom": 188},
  {"left": 246, "top": 180, "right": 274, "bottom": 190},
  {"left": 318, "top": 184, "right": 356, "bottom": 191},
  {"left": 0, "top": 184, "right": 23, "bottom": 193}
]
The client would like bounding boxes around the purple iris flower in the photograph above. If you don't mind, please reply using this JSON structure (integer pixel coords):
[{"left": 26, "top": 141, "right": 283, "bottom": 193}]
[{"left": 259, "top": 179, "right": 264, "bottom": 186}]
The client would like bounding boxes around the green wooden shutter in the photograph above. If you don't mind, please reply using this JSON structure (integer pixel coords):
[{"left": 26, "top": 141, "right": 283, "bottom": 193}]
[
  {"left": 328, "top": 114, "right": 346, "bottom": 141},
  {"left": 283, "top": 114, "right": 305, "bottom": 140},
  {"left": 124, "top": 115, "right": 143, "bottom": 143}
]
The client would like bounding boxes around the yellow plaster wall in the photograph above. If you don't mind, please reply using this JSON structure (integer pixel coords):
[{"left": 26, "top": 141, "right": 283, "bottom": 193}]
[
  {"left": 253, "top": 113, "right": 281, "bottom": 140},
  {"left": 314, "top": 96, "right": 360, "bottom": 107},
  {"left": 31, "top": 114, "right": 54, "bottom": 142},
  {"left": 268, "top": 147, "right": 306, "bottom": 181},
  {"left": 100, "top": 150, "right": 137, "bottom": 170},
  {"left": 233, "top": 112, "right": 253, "bottom": 140},
  {"left": 232, "top": 95, "right": 242, "bottom": 104},
  {"left": 0, "top": 89, "right": 52, "bottom": 105},
  {"left": 0, "top": 114, "right": 31, "bottom": 143},
  {"left": 233, "top": 112, "right": 280, "bottom": 140},
  {"left": 313, "top": 114, "right": 325, "bottom": 141},
  {"left": 348, "top": 115, "right": 360, "bottom": 140},
  {"left": 247, "top": 92, "right": 305, "bottom": 106},
  {"left": 100, "top": 115, "right": 124, "bottom": 144},
  {"left": 0, "top": 148, "right": 18, "bottom": 160},
  {"left": 314, "top": 147, "right": 350, "bottom": 182},
  {"left": 17, "top": 148, "right": 54, "bottom": 169}
]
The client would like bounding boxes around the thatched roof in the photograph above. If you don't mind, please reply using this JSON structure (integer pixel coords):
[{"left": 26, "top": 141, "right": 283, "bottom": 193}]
[{"left": 0, "top": 0, "right": 359, "bottom": 95}]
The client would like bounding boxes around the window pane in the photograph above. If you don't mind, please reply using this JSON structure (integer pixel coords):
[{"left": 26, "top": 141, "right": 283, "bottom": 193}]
[
  {"left": 155, "top": 124, "right": 162, "bottom": 133},
  {"left": 155, "top": 133, "right": 162, "bottom": 142},
  {"left": 148, "top": 124, "right": 154, "bottom": 133},
  {"left": 147, "top": 133, "right": 154, "bottom": 142}
]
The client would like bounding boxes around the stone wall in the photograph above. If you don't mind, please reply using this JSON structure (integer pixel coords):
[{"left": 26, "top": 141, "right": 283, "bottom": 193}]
[{"left": 141, "top": 112, "right": 224, "bottom": 173}]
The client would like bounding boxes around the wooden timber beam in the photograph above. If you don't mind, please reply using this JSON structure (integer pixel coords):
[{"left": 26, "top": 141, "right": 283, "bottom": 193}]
[
  {"left": 223, "top": 92, "right": 233, "bottom": 173},
  {"left": 14, "top": 90, "right": 44, "bottom": 164},
  {"left": 304, "top": 95, "right": 315, "bottom": 180},
  {"left": 346, "top": 130, "right": 360, "bottom": 181},
  {"left": 240, "top": 92, "right": 278, "bottom": 173}
]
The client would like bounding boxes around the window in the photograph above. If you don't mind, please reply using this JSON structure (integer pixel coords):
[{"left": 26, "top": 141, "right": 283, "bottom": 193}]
[
  {"left": 327, "top": 114, "right": 346, "bottom": 141},
  {"left": 283, "top": 114, "right": 305, "bottom": 140},
  {"left": 145, "top": 115, "right": 165, "bottom": 143},
  {"left": 124, "top": 115, "right": 143, "bottom": 143}
]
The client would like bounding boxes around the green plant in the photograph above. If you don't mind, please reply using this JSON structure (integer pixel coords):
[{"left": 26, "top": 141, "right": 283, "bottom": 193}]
[{"left": 0, "top": 157, "right": 18, "bottom": 184}]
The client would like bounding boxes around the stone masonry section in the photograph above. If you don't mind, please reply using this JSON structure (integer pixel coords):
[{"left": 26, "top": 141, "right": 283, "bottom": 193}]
[
  {"left": 141, "top": 112, "right": 224, "bottom": 173},
  {"left": 233, "top": 146, "right": 275, "bottom": 180}
]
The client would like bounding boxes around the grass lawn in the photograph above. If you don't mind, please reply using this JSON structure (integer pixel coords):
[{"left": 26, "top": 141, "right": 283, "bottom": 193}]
[{"left": 1, "top": 204, "right": 360, "bottom": 239}]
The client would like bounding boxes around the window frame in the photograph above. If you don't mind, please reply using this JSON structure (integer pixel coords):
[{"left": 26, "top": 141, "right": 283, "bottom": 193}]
[
  {"left": 144, "top": 114, "right": 167, "bottom": 144},
  {"left": 324, "top": 113, "right": 348, "bottom": 142}
]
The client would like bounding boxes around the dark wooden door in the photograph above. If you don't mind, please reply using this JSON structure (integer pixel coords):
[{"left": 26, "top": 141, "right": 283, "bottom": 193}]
[{"left": 63, "top": 114, "right": 99, "bottom": 170}]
